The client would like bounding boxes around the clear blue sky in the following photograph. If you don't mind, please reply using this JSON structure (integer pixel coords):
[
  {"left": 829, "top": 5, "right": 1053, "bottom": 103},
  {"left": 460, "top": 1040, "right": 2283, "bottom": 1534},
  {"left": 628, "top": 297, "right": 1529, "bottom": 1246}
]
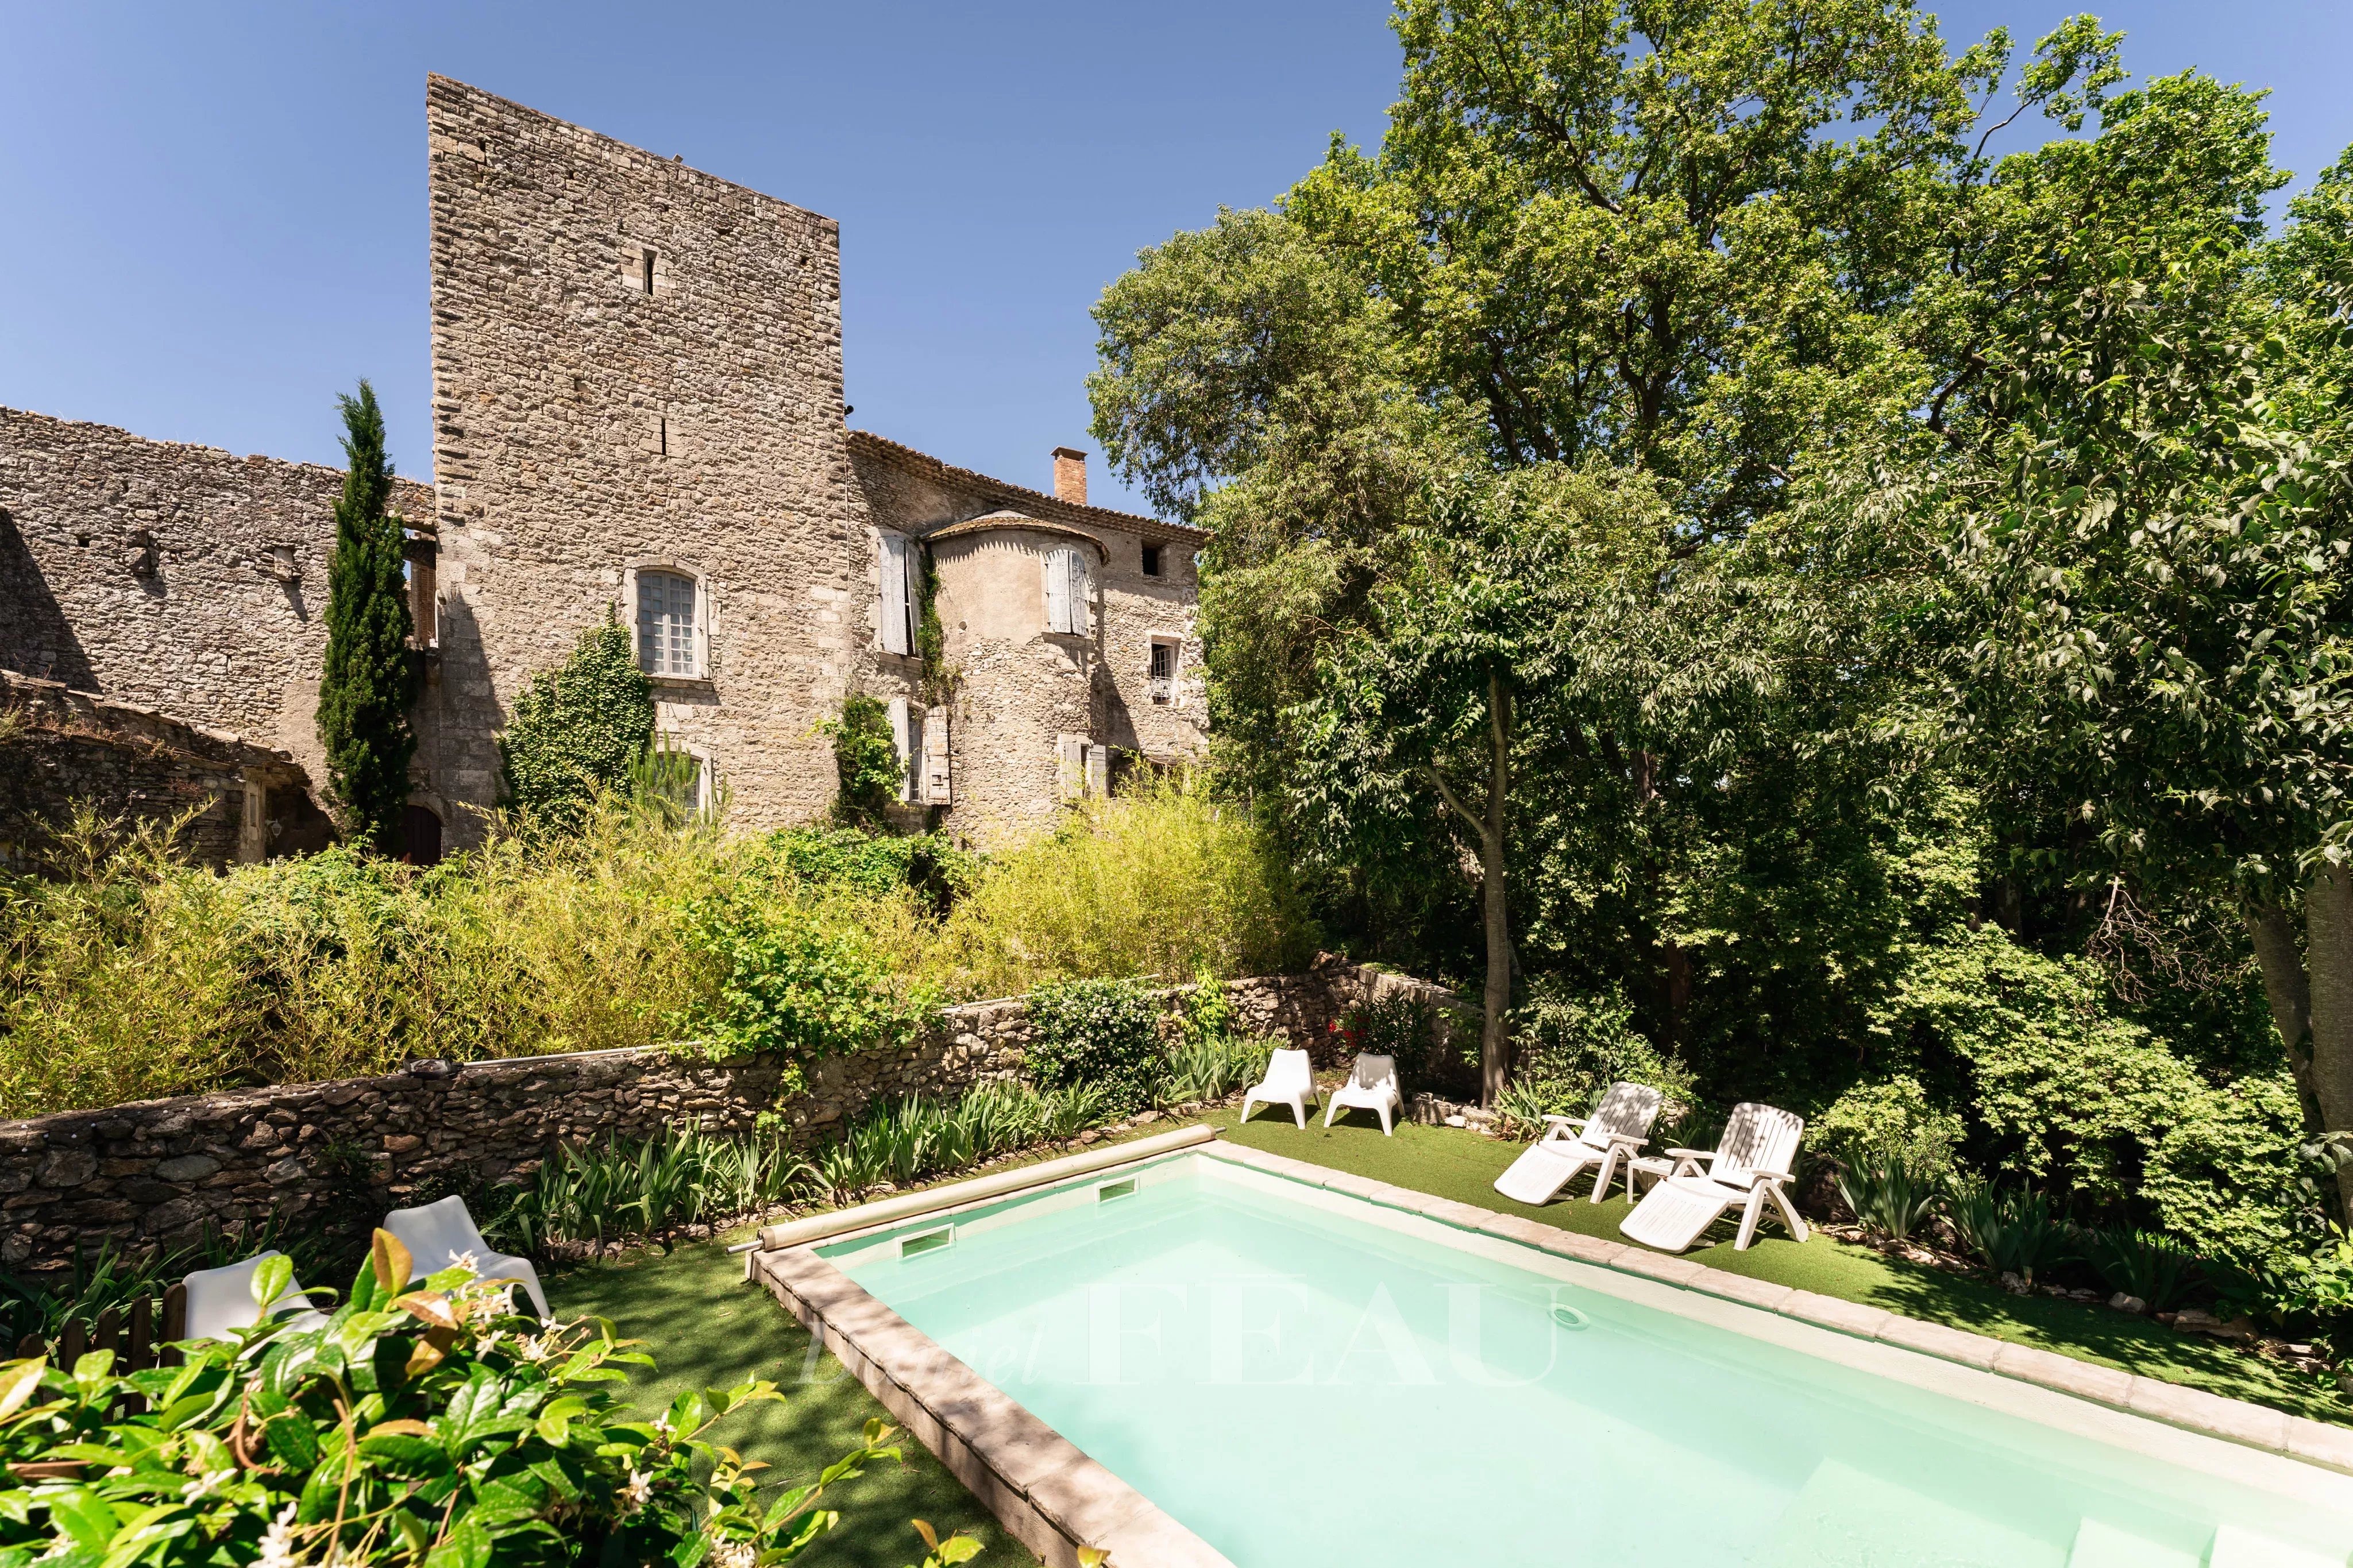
[{"left": 3, "top": 1, "right": 2347, "bottom": 516}]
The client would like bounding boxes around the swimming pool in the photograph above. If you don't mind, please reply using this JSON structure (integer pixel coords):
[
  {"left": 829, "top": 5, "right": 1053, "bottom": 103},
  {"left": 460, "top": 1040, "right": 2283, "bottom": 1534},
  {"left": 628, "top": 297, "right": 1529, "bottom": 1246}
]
[{"left": 813, "top": 1150, "right": 2353, "bottom": 1566}]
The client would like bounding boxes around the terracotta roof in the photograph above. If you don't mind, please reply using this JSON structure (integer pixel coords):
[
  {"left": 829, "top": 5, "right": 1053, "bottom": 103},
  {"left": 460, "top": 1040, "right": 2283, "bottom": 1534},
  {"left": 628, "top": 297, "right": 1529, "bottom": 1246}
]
[{"left": 847, "top": 428, "right": 1206, "bottom": 543}]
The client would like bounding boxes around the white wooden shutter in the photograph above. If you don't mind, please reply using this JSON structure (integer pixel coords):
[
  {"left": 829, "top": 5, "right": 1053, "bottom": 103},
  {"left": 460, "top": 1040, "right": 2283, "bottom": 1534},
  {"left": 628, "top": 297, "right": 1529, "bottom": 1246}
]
[
  {"left": 1069, "top": 550, "right": 1093, "bottom": 636},
  {"left": 880, "top": 535, "right": 911, "bottom": 654},
  {"left": 1085, "top": 741, "right": 1108, "bottom": 798},
  {"left": 1044, "top": 549, "right": 1073, "bottom": 634},
  {"left": 888, "top": 696, "right": 912, "bottom": 802},
  {"left": 921, "top": 705, "right": 951, "bottom": 804},
  {"left": 1056, "top": 733, "right": 1085, "bottom": 801},
  {"left": 902, "top": 540, "right": 924, "bottom": 651}
]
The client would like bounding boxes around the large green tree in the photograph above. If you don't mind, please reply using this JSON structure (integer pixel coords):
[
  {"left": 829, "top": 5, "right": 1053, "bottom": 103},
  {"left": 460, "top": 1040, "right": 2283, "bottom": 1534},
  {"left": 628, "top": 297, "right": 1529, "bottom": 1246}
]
[
  {"left": 1089, "top": 0, "right": 2112, "bottom": 1080},
  {"left": 1919, "top": 76, "right": 2353, "bottom": 1208},
  {"left": 315, "top": 381, "right": 419, "bottom": 853}
]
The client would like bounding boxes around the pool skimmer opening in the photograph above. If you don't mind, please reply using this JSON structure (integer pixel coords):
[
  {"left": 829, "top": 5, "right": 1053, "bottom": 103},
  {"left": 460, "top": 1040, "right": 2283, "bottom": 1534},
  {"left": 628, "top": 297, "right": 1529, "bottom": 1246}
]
[
  {"left": 900, "top": 1225, "right": 955, "bottom": 1259},
  {"left": 1097, "top": 1178, "right": 1138, "bottom": 1203}
]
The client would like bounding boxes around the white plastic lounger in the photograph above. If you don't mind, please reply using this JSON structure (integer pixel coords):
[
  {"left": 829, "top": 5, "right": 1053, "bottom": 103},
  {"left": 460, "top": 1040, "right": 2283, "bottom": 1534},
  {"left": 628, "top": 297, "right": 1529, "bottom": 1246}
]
[
  {"left": 1619, "top": 1101, "right": 1808, "bottom": 1253},
  {"left": 180, "top": 1251, "right": 329, "bottom": 1342},
  {"left": 381, "top": 1194, "right": 553, "bottom": 1318},
  {"left": 1492, "top": 1080, "right": 1663, "bottom": 1205},
  {"left": 1323, "top": 1053, "right": 1403, "bottom": 1135},
  {"left": 1239, "top": 1048, "right": 1318, "bottom": 1130}
]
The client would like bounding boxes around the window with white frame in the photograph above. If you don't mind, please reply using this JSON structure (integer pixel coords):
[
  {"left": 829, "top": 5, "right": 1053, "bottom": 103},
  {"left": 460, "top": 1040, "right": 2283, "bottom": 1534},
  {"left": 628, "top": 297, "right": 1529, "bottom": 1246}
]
[
  {"left": 1149, "top": 639, "right": 1178, "bottom": 705},
  {"left": 635, "top": 569, "right": 700, "bottom": 678},
  {"left": 1044, "top": 546, "right": 1091, "bottom": 636},
  {"left": 878, "top": 534, "right": 920, "bottom": 655}
]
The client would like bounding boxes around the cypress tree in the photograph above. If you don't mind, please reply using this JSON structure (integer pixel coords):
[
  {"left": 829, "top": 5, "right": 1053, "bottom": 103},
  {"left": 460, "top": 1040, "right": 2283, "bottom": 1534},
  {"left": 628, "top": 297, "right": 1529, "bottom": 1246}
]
[{"left": 315, "top": 380, "right": 419, "bottom": 852}]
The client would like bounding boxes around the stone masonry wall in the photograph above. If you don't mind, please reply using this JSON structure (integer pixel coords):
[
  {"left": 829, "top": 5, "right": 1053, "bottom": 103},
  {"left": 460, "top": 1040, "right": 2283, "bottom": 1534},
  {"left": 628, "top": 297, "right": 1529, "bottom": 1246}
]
[
  {"left": 0, "top": 670, "right": 331, "bottom": 872},
  {"left": 849, "top": 432, "right": 1207, "bottom": 847},
  {"left": 0, "top": 406, "right": 437, "bottom": 793},
  {"left": 0, "top": 961, "right": 1409, "bottom": 1273},
  {"left": 425, "top": 75, "right": 913, "bottom": 844}
]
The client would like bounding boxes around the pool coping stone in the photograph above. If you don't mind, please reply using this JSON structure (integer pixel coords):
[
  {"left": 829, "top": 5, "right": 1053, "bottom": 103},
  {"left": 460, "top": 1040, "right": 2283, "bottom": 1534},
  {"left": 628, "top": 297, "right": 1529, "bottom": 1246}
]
[{"left": 1193, "top": 1137, "right": 2353, "bottom": 1478}]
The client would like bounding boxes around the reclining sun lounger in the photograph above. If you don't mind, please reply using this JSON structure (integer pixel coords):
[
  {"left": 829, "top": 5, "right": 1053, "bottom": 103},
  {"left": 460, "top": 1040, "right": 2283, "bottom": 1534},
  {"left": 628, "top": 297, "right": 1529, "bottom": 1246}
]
[
  {"left": 1492, "top": 1080, "right": 1662, "bottom": 1205},
  {"left": 1619, "top": 1101, "right": 1808, "bottom": 1253}
]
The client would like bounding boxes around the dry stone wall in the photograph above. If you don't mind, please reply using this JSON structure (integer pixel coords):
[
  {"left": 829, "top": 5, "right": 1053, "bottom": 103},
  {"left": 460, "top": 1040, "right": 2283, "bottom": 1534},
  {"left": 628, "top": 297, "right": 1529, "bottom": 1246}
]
[
  {"left": 0, "top": 406, "right": 435, "bottom": 793},
  {"left": 0, "top": 961, "right": 1399, "bottom": 1275}
]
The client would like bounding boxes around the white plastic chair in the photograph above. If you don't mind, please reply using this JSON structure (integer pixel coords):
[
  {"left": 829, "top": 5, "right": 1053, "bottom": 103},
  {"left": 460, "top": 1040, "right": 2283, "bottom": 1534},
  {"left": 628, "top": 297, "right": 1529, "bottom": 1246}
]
[
  {"left": 1619, "top": 1102, "right": 1809, "bottom": 1253},
  {"left": 1238, "top": 1048, "right": 1318, "bottom": 1130},
  {"left": 1492, "top": 1081, "right": 1663, "bottom": 1205},
  {"left": 1322, "top": 1053, "right": 1402, "bottom": 1135},
  {"left": 381, "top": 1195, "right": 552, "bottom": 1318},
  {"left": 180, "top": 1251, "right": 329, "bottom": 1342}
]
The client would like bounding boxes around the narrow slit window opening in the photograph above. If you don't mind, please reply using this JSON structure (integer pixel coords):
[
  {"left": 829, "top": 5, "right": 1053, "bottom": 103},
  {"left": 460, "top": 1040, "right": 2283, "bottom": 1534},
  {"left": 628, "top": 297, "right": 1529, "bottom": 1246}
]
[{"left": 639, "top": 248, "right": 657, "bottom": 296}]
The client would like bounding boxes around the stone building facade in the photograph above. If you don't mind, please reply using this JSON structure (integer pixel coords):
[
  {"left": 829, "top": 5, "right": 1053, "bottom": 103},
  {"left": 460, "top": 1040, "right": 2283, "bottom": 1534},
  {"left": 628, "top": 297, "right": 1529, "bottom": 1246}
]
[
  {"left": 0, "top": 670, "right": 331, "bottom": 873},
  {"left": 0, "top": 75, "right": 1204, "bottom": 854},
  {"left": 0, "top": 407, "right": 438, "bottom": 800}
]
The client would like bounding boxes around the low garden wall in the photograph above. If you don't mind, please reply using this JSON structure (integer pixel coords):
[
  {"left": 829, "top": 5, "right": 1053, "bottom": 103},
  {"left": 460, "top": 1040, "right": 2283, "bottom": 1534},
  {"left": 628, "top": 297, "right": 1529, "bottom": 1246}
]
[{"left": 0, "top": 957, "right": 1467, "bottom": 1273}]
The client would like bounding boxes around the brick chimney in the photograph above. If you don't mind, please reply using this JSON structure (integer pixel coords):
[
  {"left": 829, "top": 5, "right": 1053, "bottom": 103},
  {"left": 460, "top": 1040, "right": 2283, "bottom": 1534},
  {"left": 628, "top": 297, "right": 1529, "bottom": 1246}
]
[{"left": 1051, "top": 446, "right": 1088, "bottom": 505}]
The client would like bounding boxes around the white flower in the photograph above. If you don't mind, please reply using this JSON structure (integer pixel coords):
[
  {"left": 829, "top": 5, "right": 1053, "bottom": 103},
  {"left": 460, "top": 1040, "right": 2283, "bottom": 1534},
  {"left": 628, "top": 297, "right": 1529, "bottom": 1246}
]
[
  {"left": 711, "top": 1540, "right": 757, "bottom": 1568},
  {"left": 515, "top": 1333, "right": 551, "bottom": 1363},
  {"left": 450, "top": 1250, "right": 482, "bottom": 1275},
  {"left": 178, "top": 1467, "right": 236, "bottom": 1501},
  {"left": 619, "top": 1470, "right": 654, "bottom": 1514},
  {"left": 254, "top": 1501, "right": 302, "bottom": 1568},
  {"left": 651, "top": 1413, "right": 676, "bottom": 1440}
]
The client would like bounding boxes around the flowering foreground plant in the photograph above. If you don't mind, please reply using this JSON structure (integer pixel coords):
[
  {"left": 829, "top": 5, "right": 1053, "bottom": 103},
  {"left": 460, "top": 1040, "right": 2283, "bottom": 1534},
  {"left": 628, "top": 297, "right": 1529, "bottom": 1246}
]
[{"left": 0, "top": 1231, "right": 975, "bottom": 1567}]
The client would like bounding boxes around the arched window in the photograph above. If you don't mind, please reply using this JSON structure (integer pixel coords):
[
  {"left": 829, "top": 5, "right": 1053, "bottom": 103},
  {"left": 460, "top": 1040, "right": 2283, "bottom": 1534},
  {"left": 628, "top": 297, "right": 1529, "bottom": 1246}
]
[
  {"left": 1044, "top": 546, "right": 1090, "bottom": 636},
  {"left": 635, "top": 568, "right": 700, "bottom": 677}
]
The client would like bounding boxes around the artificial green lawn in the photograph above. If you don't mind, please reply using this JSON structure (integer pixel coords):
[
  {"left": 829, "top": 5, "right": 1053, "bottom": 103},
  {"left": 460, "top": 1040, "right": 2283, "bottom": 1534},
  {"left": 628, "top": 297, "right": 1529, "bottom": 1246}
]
[
  {"left": 550, "top": 1242, "right": 1038, "bottom": 1568},
  {"left": 1210, "top": 1106, "right": 2348, "bottom": 1425}
]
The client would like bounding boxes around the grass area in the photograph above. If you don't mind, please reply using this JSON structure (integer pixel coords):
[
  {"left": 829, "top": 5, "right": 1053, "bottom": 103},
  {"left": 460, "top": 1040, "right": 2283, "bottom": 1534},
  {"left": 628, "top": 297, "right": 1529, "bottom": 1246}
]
[
  {"left": 541, "top": 1124, "right": 1202, "bottom": 1568},
  {"left": 1213, "top": 1106, "right": 2349, "bottom": 1425},
  {"left": 550, "top": 1241, "right": 1037, "bottom": 1568}
]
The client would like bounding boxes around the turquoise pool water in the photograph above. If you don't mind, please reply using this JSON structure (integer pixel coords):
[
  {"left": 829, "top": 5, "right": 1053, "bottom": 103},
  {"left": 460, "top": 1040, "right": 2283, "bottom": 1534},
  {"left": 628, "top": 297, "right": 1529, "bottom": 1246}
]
[{"left": 824, "top": 1157, "right": 2353, "bottom": 1567}]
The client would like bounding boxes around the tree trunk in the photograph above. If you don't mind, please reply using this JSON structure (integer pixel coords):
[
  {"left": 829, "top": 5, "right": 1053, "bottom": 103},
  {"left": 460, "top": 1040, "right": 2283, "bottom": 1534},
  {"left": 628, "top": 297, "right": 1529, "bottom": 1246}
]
[
  {"left": 1479, "top": 671, "right": 1513, "bottom": 1107},
  {"left": 2246, "top": 902, "right": 2319, "bottom": 1128},
  {"left": 2304, "top": 867, "right": 2353, "bottom": 1219}
]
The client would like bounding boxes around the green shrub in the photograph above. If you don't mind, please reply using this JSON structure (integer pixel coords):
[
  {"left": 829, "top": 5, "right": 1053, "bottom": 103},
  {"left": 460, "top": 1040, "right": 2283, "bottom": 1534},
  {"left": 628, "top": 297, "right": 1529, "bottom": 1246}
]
[
  {"left": 674, "top": 895, "right": 940, "bottom": 1082},
  {"left": 1506, "top": 978, "right": 1696, "bottom": 1121},
  {"left": 497, "top": 1123, "right": 818, "bottom": 1253},
  {"left": 2077, "top": 1225, "right": 2198, "bottom": 1311},
  {"left": 497, "top": 610, "right": 655, "bottom": 836},
  {"left": 0, "top": 1235, "right": 946, "bottom": 1566},
  {"left": 823, "top": 694, "right": 902, "bottom": 828},
  {"left": 763, "top": 827, "right": 977, "bottom": 908},
  {"left": 1814, "top": 1076, "right": 1966, "bottom": 1180},
  {"left": 1024, "top": 979, "right": 1166, "bottom": 1115},
  {"left": 1835, "top": 1154, "right": 1946, "bottom": 1244},
  {"left": 937, "top": 777, "right": 1316, "bottom": 995},
  {"left": 1335, "top": 990, "right": 1443, "bottom": 1091},
  {"left": 1946, "top": 1181, "right": 2075, "bottom": 1287}
]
